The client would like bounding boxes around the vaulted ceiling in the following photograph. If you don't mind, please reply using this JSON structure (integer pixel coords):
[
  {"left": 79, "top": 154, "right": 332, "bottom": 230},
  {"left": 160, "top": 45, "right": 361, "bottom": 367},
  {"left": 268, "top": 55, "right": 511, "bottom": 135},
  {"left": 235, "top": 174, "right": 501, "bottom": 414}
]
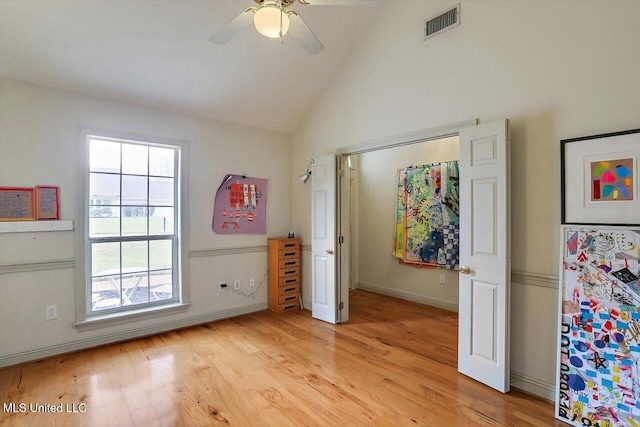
[{"left": 0, "top": 0, "right": 383, "bottom": 133}]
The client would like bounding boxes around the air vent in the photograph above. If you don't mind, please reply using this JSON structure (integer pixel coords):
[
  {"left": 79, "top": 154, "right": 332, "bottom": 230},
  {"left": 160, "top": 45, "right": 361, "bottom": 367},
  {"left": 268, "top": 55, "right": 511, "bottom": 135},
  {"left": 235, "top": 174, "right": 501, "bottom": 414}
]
[{"left": 425, "top": 4, "right": 460, "bottom": 40}]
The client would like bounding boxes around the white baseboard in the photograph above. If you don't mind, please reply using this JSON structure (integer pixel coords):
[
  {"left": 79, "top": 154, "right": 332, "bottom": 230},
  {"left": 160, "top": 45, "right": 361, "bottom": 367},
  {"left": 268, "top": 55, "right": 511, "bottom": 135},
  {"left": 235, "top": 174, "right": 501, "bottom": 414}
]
[
  {"left": 356, "top": 282, "right": 458, "bottom": 312},
  {"left": 511, "top": 370, "right": 555, "bottom": 401},
  {"left": 0, "top": 302, "right": 267, "bottom": 368}
]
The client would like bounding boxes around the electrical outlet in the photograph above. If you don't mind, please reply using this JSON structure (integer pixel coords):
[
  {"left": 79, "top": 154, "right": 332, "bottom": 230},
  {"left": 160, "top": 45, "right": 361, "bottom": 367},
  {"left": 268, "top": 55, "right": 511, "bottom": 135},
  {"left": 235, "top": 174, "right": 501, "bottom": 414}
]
[
  {"left": 219, "top": 282, "right": 227, "bottom": 292},
  {"left": 46, "top": 305, "right": 57, "bottom": 321},
  {"left": 249, "top": 277, "right": 255, "bottom": 287},
  {"left": 439, "top": 274, "right": 446, "bottom": 285},
  {"left": 233, "top": 279, "right": 240, "bottom": 291}
]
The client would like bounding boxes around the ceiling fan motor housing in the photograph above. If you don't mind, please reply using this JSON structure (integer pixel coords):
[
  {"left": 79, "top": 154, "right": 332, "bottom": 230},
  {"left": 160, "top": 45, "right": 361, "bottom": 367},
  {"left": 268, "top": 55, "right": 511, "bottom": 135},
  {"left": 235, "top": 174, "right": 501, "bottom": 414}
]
[
  {"left": 212, "top": 0, "right": 324, "bottom": 55},
  {"left": 253, "top": 0, "right": 297, "bottom": 7}
]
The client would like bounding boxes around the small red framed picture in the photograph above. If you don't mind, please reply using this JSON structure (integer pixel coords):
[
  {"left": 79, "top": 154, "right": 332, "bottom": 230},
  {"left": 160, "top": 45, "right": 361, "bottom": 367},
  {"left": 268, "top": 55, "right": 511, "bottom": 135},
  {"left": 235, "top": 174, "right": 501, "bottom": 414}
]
[
  {"left": 35, "top": 186, "right": 60, "bottom": 220},
  {"left": 0, "top": 187, "right": 35, "bottom": 221}
]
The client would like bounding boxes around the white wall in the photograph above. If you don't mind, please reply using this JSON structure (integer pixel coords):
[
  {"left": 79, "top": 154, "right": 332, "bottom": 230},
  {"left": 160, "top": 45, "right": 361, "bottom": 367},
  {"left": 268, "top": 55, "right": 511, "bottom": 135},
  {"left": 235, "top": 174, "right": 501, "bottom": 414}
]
[
  {"left": 291, "top": 0, "right": 640, "bottom": 399},
  {"left": 0, "top": 79, "right": 291, "bottom": 365},
  {"left": 355, "top": 137, "right": 460, "bottom": 310}
]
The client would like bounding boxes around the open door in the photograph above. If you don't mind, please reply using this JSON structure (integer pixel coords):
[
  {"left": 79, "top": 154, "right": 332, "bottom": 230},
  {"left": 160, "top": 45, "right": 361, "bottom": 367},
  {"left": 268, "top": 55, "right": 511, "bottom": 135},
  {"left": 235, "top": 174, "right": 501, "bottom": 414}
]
[
  {"left": 458, "top": 119, "right": 511, "bottom": 393},
  {"left": 337, "top": 154, "right": 350, "bottom": 323},
  {"left": 311, "top": 154, "right": 338, "bottom": 323}
]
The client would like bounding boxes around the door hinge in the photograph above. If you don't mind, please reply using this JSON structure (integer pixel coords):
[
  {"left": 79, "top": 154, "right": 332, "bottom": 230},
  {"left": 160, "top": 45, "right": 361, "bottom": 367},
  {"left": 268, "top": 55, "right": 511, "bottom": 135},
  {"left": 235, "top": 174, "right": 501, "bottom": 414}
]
[
  {"left": 338, "top": 235, "right": 344, "bottom": 245},
  {"left": 338, "top": 170, "right": 345, "bottom": 178},
  {"left": 339, "top": 301, "right": 344, "bottom": 310}
]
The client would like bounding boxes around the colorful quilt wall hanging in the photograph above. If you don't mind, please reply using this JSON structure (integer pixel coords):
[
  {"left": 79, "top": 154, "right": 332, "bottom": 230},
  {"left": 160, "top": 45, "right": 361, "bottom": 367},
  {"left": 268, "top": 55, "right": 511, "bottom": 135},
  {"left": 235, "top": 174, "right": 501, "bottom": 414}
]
[{"left": 393, "top": 161, "right": 459, "bottom": 270}]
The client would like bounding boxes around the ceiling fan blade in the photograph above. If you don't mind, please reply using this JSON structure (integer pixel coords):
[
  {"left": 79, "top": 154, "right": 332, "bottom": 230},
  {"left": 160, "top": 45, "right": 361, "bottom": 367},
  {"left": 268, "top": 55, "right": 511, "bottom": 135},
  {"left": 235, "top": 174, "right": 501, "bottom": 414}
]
[
  {"left": 297, "top": 0, "right": 382, "bottom": 5},
  {"left": 209, "top": 7, "right": 257, "bottom": 45},
  {"left": 287, "top": 11, "right": 324, "bottom": 55}
]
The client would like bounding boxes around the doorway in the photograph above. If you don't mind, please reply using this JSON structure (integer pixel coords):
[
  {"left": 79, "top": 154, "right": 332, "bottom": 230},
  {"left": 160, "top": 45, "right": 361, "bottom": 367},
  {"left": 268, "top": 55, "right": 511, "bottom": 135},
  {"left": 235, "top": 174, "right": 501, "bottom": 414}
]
[
  {"left": 346, "top": 136, "right": 461, "bottom": 312},
  {"left": 326, "top": 119, "right": 511, "bottom": 392}
]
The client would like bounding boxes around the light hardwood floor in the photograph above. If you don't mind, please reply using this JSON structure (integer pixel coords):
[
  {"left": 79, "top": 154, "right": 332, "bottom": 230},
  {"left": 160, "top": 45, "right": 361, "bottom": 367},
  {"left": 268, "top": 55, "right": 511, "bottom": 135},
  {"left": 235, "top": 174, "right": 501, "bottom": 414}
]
[{"left": 0, "top": 290, "right": 560, "bottom": 426}]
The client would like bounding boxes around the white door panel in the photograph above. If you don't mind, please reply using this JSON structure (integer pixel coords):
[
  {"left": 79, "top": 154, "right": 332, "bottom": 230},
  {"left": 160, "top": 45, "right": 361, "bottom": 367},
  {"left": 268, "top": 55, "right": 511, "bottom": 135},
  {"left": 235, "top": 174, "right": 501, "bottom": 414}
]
[
  {"left": 314, "top": 255, "right": 328, "bottom": 304},
  {"left": 471, "top": 280, "right": 498, "bottom": 362},
  {"left": 458, "top": 119, "right": 511, "bottom": 393},
  {"left": 472, "top": 179, "right": 498, "bottom": 257},
  {"left": 314, "top": 192, "right": 327, "bottom": 239}
]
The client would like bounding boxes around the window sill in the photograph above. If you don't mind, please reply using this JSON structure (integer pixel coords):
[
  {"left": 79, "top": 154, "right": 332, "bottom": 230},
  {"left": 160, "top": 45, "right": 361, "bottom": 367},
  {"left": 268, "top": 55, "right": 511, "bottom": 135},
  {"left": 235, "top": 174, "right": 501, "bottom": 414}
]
[{"left": 73, "top": 302, "right": 191, "bottom": 332}]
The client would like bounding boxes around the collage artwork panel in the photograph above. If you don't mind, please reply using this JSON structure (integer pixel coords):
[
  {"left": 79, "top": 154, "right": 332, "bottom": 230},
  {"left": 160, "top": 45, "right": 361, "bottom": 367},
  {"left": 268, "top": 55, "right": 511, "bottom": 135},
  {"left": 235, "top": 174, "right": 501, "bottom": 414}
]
[{"left": 558, "top": 228, "right": 640, "bottom": 427}]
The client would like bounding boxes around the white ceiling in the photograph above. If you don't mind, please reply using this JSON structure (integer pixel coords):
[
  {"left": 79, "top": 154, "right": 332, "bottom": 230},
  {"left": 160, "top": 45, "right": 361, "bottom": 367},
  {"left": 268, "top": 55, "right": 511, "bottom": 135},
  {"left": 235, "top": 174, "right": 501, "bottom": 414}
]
[{"left": 0, "top": 0, "right": 383, "bottom": 133}]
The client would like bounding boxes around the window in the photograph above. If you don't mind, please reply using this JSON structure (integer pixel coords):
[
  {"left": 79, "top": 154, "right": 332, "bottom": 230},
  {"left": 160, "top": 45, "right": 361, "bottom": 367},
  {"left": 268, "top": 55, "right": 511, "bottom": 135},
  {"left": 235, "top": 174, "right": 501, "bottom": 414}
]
[{"left": 86, "top": 134, "right": 181, "bottom": 316}]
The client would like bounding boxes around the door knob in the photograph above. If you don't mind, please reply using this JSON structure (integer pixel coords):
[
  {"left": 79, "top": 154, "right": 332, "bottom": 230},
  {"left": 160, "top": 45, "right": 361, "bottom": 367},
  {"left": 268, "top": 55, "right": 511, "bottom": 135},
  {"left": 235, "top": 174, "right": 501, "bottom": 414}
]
[
  {"left": 459, "top": 265, "right": 471, "bottom": 275},
  {"left": 326, "top": 249, "right": 334, "bottom": 255}
]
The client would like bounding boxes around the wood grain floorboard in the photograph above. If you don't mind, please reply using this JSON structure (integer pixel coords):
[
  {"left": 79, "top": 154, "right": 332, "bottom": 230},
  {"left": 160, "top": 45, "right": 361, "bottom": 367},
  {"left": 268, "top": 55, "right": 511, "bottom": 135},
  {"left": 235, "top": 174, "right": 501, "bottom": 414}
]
[{"left": 0, "top": 290, "right": 560, "bottom": 426}]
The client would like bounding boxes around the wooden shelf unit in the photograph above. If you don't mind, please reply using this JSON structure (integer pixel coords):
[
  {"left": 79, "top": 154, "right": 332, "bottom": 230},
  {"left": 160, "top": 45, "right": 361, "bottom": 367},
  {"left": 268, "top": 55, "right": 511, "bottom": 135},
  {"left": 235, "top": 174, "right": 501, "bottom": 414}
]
[
  {"left": 268, "top": 237, "right": 301, "bottom": 313},
  {"left": 0, "top": 220, "right": 74, "bottom": 233}
]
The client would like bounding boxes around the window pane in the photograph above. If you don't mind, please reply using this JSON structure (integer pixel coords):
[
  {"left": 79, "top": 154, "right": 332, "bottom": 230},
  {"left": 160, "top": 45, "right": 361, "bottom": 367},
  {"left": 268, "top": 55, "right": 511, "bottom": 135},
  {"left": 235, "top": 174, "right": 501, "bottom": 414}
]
[
  {"left": 92, "top": 275, "right": 121, "bottom": 311},
  {"left": 149, "top": 177, "right": 174, "bottom": 206},
  {"left": 150, "top": 146, "right": 174, "bottom": 177},
  {"left": 122, "top": 272, "right": 149, "bottom": 306},
  {"left": 89, "top": 173, "right": 119, "bottom": 205},
  {"left": 150, "top": 240, "right": 172, "bottom": 270},
  {"left": 122, "top": 144, "right": 148, "bottom": 175},
  {"left": 90, "top": 139, "right": 120, "bottom": 173},
  {"left": 87, "top": 136, "right": 180, "bottom": 316},
  {"left": 90, "top": 209, "right": 121, "bottom": 238},
  {"left": 122, "top": 209, "right": 148, "bottom": 236},
  {"left": 122, "top": 241, "right": 148, "bottom": 272},
  {"left": 150, "top": 270, "right": 173, "bottom": 302},
  {"left": 92, "top": 242, "right": 120, "bottom": 276},
  {"left": 122, "top": 175, "right": 147, "bottom": 205},
  {"left": 150, "top": 208, "right": 174, "bottom": 235}
]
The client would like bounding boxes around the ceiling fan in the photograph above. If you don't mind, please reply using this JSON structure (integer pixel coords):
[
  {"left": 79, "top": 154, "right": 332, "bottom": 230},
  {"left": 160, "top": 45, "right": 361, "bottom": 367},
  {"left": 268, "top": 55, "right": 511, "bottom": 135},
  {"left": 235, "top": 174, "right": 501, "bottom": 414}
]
[{"left": 210, "top": 0, "right": 362, "bottom": 55}]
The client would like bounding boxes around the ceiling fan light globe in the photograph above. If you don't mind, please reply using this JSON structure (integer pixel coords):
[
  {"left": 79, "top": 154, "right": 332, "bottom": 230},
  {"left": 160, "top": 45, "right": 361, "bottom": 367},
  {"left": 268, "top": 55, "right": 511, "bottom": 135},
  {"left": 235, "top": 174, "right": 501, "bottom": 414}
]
[{"left": 254, "top": 4, "right": 290, "bottom": 38}]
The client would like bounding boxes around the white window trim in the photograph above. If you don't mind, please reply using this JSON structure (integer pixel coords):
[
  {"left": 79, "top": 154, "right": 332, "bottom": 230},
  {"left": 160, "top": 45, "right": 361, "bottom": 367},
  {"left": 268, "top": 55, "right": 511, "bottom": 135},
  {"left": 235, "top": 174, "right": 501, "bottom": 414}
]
[
  {"left": 86, "top": 137, "right": 179, "bottom": 315},
  {"left": 74, "top": 126, "right": 190, "bottom": 329},
  {"left": 73, "top": 302, "right": 191, "bottom": 332}
]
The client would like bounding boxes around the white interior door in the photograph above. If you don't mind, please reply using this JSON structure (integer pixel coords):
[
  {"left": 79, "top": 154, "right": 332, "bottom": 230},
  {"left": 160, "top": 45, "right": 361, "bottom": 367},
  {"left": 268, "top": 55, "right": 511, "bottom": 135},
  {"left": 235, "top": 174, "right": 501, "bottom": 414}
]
[
  {"left": 311, "top": 154, "right": 337, "bottom": 324},
  {"left": 458, "top": 119, "right": 511, "bottom": 393}
]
